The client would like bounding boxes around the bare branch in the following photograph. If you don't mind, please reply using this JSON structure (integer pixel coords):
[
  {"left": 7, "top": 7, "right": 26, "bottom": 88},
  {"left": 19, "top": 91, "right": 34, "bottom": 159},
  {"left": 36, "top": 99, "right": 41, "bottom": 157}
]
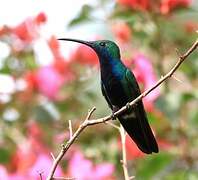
[
  {"left": 120, "top": 125, "right": 130, "bottom": 180},
  {"left": 47, "top": 39, "right": 198, "bottom": 180}
]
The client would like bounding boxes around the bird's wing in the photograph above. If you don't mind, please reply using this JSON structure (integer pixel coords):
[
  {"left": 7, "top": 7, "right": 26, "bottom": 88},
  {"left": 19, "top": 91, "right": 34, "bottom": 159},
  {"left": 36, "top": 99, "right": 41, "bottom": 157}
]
[
  {"left": 125, "top": 68, "right": 141, "bottom": 97},
  {"left": 101, "top": 81, "right": 113, "bottom": 110},
  {"left": 119, "top": 68, "right": 158, "bottom": 153}
]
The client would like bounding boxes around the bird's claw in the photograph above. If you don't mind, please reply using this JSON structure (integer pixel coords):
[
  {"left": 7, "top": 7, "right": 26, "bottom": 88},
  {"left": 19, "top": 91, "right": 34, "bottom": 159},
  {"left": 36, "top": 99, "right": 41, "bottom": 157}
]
[
  {"left": 126, "top": 102, "right": 132, "bottom": 111},
  {"left": 111, "top": 106, "right": 119, "bottom": 120},
  {"left": 111, "top": 112, "right": 117, "bottom": 120}
]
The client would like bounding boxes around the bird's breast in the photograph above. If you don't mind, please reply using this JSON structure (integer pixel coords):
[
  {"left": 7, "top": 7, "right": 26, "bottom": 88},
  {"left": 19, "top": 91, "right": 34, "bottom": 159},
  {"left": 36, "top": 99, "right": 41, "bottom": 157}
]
[{"left": 102, "top": 73, "right": 129, "bottom": 108}]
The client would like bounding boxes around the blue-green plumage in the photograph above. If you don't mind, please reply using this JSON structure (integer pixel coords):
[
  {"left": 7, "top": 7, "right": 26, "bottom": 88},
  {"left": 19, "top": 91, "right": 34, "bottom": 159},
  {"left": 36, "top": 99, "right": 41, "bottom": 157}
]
[{"left": 59, "top": 38, "right": 158, "bottom": 154}]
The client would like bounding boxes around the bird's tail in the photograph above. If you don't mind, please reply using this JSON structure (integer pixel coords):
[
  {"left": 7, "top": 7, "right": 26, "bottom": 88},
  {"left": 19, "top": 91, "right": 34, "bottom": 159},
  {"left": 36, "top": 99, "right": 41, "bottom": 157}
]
[{"left": 118, "top": 105, "right": 158, "bottom": 154}]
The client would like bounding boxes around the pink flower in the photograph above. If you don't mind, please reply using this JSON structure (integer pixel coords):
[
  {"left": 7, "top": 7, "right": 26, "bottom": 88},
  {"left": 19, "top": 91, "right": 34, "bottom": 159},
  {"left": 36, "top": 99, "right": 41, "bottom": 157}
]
[
  {"left": 28, "top": 154, "right": 62, "bottom": 179},
  {"left": 68, "top": 151, "right": 114, "bottom": 180},
  {"left": 132, "top": 54, "right": 160, "bottom": 111},
  {"left": 0, "top": 165, "right": 28, "bottom": 180},
  {"left": 8, "top": 174, "right": 27, "bottom": 180},
  {"left": 0, "top": 165, "right": 9, "bottom": 180},
  {"left": 94, "top": 164, "right": 115, "bottom": 179},
  {"left": 36, "top": 66, "right": 64, "bottom": 100},
  {"left": 0, "top": 154, "right": 63, "bottom": 180},
  {"left": 4, "top": 122, "right": 63, "bottom": 179}
]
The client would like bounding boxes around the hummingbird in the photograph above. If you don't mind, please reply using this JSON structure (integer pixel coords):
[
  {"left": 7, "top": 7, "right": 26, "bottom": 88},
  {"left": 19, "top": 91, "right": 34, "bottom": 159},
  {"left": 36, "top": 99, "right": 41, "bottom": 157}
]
[{"left": 58, "top": 38, "right": 159, "bottom": 154}]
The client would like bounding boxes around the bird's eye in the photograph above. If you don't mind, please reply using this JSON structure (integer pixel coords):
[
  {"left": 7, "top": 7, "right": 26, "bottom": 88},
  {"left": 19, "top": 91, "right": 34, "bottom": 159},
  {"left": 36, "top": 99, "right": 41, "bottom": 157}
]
[{"left": 99, "top": 42, "right": 106, "bottom": 47}]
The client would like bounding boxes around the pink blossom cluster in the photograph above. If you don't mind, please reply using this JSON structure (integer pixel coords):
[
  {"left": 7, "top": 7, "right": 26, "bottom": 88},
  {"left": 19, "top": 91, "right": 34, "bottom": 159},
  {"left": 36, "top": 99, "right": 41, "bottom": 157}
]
[{"left": 0, "top": 122, "right": 115, "bottom": 179}]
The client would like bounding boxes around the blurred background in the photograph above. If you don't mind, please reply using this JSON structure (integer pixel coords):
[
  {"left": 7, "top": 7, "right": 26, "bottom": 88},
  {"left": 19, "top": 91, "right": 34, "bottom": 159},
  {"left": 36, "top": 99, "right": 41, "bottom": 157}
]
[{"left": 0, "top": 0, "right": 198, "bottom": 179}]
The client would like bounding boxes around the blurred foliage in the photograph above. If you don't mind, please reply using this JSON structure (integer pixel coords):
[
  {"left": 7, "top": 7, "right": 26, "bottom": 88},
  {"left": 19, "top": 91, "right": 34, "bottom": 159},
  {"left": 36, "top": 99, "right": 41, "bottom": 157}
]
[{"left": 0, "top": 0, "right": 198, "bottom": 179}]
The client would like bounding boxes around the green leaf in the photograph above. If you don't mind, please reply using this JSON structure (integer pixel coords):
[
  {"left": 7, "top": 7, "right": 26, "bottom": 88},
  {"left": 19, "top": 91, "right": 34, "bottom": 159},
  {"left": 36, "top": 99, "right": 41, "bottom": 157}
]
[
  {"left": 68, "top": 5, "right": 93, "bottom": 27},
  {"left": 136, "top": 153, "right": 173, "bottom": 179},
  {"left": 164, "top": 170, "right": 198, "bottom": 180},
  {"left": 33, "top": 105, "right": 55, "bottom": 122},
  {"left": 0, "top": 148, "right": 11, "bottom": 163},
  {"left": 181, "top": 93, "right": 195, "bottom": 103},
  {"left": 23, "top": 52, "right": 38, "bottom": 70}
]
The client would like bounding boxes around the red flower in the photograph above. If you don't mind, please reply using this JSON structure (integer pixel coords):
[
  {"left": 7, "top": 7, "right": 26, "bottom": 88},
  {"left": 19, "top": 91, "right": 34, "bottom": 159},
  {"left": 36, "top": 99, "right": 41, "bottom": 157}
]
[
  {"left": 25, "top": 72, "right": 37, "bottom": 90},
  {"left": 118, "top": 134, "right": 145, "bottom": 160},
  {"left": 160, "top": 0, "right": 192, "bottom": 14},
  {"left": 11, "top": 12, "right": 47, "bottom": 43},
  {"left": 0, "top": 25, "right": 10, "bottom": 37},
  {"left": 125, "top": 134, "right": 145, "bottom": 159},
  {"left": 185, "top": 21, "right": 198, "bottom": 33},
  {"left": 48, "top": 36, "right": 75, "bottom": 80},
  {"left": 35, "top": 12, "right": 47, "bottom": 25},
  {"left": 19, "top": 72, "right": 37, "bottom": 103},
  {"left": 12, "top": 19, "right": 37, "bottom": 43},
  {"left": 117, "top": 0, "right": 150, "bottom": 11},
  {"left": 112, "top": 22, "right": 132, "bottom": 43},
  {"left": 119, "top": 128, "right": 159, "bottom": 160},
  {"left": 70, "top": 45, "right": 98, "bottom": 66},
  {"left": 47, "top": 36, "right": 61, "bottom": 58}
]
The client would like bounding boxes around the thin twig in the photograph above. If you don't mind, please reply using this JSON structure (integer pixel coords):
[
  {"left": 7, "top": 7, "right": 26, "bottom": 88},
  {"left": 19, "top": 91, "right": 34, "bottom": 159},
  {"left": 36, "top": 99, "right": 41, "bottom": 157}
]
[
  {"left": 105, "top": 121, "right": 120, "bottom": 130},
  {"left": 86, "top": 107, "right": 97, "bottom": 120},
  {"left": 50, "top": 152, "right": 56, "bottom": 161},
  {"left": 172, "top": 75, "right": 183, "bottom": 83},
  {"left": 68, "top": 120, "right": 73, "bottom": 139},
  {"left": 120, "top": 125, "right": 130, "bottom": 180},
  {"left": 38, "top": 171, "right": 43, "bottom": 180},
  {"left": 46, "top": 107, "right": 96, "bottom": 180},
  {"left": 47, "top": 39, "right": 198, "bottom": 180}
]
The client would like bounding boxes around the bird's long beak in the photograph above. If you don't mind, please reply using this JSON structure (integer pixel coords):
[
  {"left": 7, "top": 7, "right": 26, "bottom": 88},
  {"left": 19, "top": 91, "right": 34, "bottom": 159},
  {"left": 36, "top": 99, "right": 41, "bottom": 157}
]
[{"left": 58, "top": 38, "right": 94, "bottom": 49}]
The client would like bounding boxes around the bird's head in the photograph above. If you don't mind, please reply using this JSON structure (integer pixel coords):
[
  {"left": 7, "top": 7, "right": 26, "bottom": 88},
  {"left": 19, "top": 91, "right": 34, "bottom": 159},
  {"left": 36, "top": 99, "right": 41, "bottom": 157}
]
[{"left": 58, "top": 38, "right": 121, "bottom": 60}]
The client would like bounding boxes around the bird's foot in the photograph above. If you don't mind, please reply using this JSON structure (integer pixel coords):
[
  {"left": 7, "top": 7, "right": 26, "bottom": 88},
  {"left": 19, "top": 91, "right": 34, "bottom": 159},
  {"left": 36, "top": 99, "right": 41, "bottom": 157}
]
[
  {"left": 111, "top": 112, "right": 116, "bottom": 120},
  {"left": 126, "top": 102, "right": 132, "bottom": 111},
  {"left": 111, "top": 106, "right": 119, "bottom": 120}
]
